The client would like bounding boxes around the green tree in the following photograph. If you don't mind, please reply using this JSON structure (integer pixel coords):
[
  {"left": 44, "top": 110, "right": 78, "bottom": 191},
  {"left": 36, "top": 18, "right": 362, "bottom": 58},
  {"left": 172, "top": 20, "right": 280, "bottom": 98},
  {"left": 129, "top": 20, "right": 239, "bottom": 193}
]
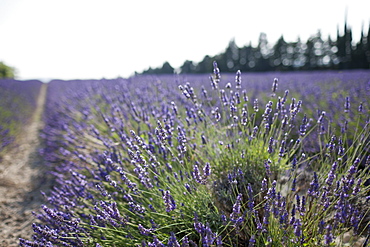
[
  {"left": 141, "top": 61, "right": 174, "bottom": 74},
  {"left": 336, "top": 21, "right": 353, "bottom": 69},
  {"left": 224, "top": 39, "right": 239, "bottom": 72},
  {"left": 0, "top": 61, "right": 16, "bottom": 78},
  {"left": 255, "top": 33, "right": 272, "bottom": 71},
  {"left": 160, "top": 61, "right": 174, "bottom": 74},
  {"left": 194, "top": 55, "right": 213, "bottom": 73},
  {"left": 270, "top": 35, "right": 290, "bottom": 70},
  {"left": 138, "top": 18, "right": 368, "bottom": 75},
  {"left": 291, "top": 37, "right": 307, "bottom": 69},
  {"left": 180, "top": 60, "right": 196, "bottom": 74},
  {"left": 238, "top": 43, "right": 253, "bottom": 72},
  {"left": 351, "top": 27, "right": 369, "bottom": 69}
]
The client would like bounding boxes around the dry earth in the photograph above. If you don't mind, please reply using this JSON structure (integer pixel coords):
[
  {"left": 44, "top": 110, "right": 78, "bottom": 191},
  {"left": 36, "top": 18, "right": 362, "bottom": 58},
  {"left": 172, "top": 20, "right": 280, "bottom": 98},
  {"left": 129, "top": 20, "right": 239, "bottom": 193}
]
[{"left": 0, "top": 83, "right": 51, "bottom": 246}]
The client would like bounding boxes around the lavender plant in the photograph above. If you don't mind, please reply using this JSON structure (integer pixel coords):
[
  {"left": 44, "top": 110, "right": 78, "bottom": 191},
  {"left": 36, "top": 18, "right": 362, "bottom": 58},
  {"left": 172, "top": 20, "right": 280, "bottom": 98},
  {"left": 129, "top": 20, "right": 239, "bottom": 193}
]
[
  {"left": 0, "top": 79, "right": 42, "bottom": 154},
  {"left": 20, "top": 67, "right": 369, "bottom": 246}
]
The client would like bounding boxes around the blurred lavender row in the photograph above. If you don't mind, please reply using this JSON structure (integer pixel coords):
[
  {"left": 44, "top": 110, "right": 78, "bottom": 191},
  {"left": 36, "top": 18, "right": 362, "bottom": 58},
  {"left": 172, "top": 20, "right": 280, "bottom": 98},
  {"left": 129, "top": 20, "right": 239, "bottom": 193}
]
[{"left": 0, "top": 79, "right": 42, "bottom": 154}]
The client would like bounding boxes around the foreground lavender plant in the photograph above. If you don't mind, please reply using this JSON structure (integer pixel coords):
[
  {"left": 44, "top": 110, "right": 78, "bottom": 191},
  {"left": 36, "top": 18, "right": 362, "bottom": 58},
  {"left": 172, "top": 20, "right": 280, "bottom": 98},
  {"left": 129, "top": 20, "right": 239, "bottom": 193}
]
[{"left": 20, "top": 68, "right": 369, "bottom": 246}]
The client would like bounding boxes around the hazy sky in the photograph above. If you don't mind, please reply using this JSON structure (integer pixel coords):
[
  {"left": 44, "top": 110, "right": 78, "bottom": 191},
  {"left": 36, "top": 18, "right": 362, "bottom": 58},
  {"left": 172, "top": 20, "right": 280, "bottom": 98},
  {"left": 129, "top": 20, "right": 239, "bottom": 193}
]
[{"left": 0, "top": 0, "right": 369, "bottom": 80}]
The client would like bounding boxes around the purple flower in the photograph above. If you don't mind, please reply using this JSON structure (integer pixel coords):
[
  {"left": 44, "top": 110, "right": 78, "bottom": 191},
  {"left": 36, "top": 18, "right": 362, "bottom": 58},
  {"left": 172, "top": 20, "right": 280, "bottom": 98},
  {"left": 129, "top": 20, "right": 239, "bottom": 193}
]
[
  {"left": 291, "top": 155, "right": 297, "bottom": 170},
  {"left": 128, "top": 202, "right": 146, "bottom": 214},
  {"left": 201, "top": 134, "right": 207, "bottom": 145},
  {"left": 216, "top": 236, "right": 223, "bottom": 246},
  {"left": 324, "top": 224, "right": 333, "bottom": 245},
  {"left": 194, "top": 221, "right": 204, "bottom": 235},
  {"left": 32, "top": 223, "right": 59, "bottom": 240},
  {"left": 299, "top": 114, "right": 308, "bottom": 136},
  {"left": 263, "top": 101, "right": 273, "bottom": 120},
  {"left": 171, "top": 101, "right": 178, "bottom": 115},
  {"left": 203, "top": 162, "right": 211, "bottom": 178},
  {"left": 267, "top": 137, "right": 274, "bottom": 154},
  {"left": 247, "top": 184, "right": 254, "bottom": 211},
  {"left": 41, "top": 205, "right": 65, "bottom": 222},
  {"left": 272, "top": 78, "right": 278, "bottom": 94},
  {"left": 184, "top": 183, "right": 192, "bottom": 194},
  {"left": 350, "top": 209, "right": 361, "bottom": 233},
  {"left": 264, "top": 159, "right": 272, "bottom": 177},
  {"left": 163, "top": 190, "right": 176, "bottom": 212},
  {"left": 279, "top": 140, "right": 285, "bottom": 157},
  {"left": 235, "top": 70, "right": 242, "bottom": 89},
  {"left": 263, "top": 202, "right": 271, "bottom": 225},
  {"left": 251, "top": 126, "right": 258, "bottom": 138},
  {"left": 167, "top": 232, "right": 180, "bottom": 247},
  {"left": 353, "top": 178, "right": 362, "bottom": 195},
  {"left": 213, "top": 61, "right": 221, "bottom": 82},
  {"left": 221, "top": 214, "right": 227, "bottom": 225},
  {"left": 138, "top": 224, "right": 152, "bottom": 236},
  {"left": 317, "top": 111, "right": 326, "bottom": 124},
  {"left": 291, "top": 177, "right": 297, "bottom": 192},
  {"left": 294, "top": 218, "right": 302, "bottom": 237},
  {"left": 192, "top": 162, "right": 211, "bottom": 184},
  {"left": 265, "top": 180, "right": 277, "bottom": 200},
  {"left": 230, "top": 194, "right": 243, "bottom": 219},
  {"left": 347, "top": 164, "right": 357, "bottom": 177},
  {"left": 344, "top": 96, "right": 350, "bottom": 112},
  {"left": 242, "top": 90, "right": 248, "bottom": 102},
  {"left": 248, "top": 235, "right": 256, "bottom": 247},
  {"left": 261, "top": 178, "right": 268, "bottom": 192},
  {"left": 296, "top": 195, "right": 301, "bottom": 211},
  {"left": 358, "top": 102, "right": 363, "bottom": 113},
  {"left": 276, "top": 96, "right": 282, "bottom": 112},
  {"left": 325, "top": 162, "right": 337, "bottom": 188},
  {"left": 192, "top": 164, "right": 203, "bottom": 184},
  {"left": 308, "top": 172, "right": 319, "bottom": 197},
  {"left": 318, "top": 220, "right": 325, "bottom": 234},
  {"left": 181, "top": 236, "right": 190, "bottom": 247},
  {"left": 253, "top": 99, "right": 259, "bottom": 112},
  {"left": 290, "top": 97, "right": 296, "bottom": 113},
  {"left": 300, "top": 196, "right": 306, "bottom": 214},
  {"left": 203, "top": 223, "right": 216, "bottom": 246},
  {"left": 148, "top": 236, "right": 165, "bottom": 247}
]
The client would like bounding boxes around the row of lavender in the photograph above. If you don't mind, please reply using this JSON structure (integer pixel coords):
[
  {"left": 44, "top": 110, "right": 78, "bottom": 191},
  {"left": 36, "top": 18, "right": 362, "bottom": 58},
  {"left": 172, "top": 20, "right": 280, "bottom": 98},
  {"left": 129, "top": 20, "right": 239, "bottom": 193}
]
[
  {"left": 0, "top": 79, "right": 42, "bottom": 155},
  {"left": 21, "top": 67, "right": 369, "bottom": 246}
]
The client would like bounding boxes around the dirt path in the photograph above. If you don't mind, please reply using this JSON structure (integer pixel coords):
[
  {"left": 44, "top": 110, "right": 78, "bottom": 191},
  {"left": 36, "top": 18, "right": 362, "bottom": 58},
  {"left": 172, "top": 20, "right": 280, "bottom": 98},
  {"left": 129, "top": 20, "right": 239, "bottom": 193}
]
[{"left": 0, "top": 83, "right": 50, "bottom": 246}]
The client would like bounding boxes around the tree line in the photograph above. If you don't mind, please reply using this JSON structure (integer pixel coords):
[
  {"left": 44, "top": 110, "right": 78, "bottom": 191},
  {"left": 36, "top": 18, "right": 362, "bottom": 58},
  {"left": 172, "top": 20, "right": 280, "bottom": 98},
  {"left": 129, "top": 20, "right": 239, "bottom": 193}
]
[
  {"left": 0, "top": 61, "right": 16, "bottom": 79},
  {"left": 139, "top": 21, "right": 370, "bottom": 75}
]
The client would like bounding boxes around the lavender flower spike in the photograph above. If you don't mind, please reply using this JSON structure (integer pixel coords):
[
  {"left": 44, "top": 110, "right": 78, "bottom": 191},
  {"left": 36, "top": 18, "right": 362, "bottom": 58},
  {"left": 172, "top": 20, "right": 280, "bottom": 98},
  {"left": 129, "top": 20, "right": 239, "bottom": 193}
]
[
  {"left": 203, "top": 162, "right": 211, "bottom": 178},
  {"left": 235, "top": 70, "right": 242, "bottom": 89},
  {"left": 163, "top": 190, "right": 176, "bottom": 212},
  {"left": 271, "top": 78, "right": 278, "bottom": 95},
  {"left": 213, "top": 61, "right": 221, "bottom": 82},
  {"left": 167, "top": 232, "right": 180, "bottom": 247},
  {"left": 344, "top": 96, "right": 350, "bottom": 112},
  {"left": 230, "top": 194, "right": 244, "bottom": 227}
]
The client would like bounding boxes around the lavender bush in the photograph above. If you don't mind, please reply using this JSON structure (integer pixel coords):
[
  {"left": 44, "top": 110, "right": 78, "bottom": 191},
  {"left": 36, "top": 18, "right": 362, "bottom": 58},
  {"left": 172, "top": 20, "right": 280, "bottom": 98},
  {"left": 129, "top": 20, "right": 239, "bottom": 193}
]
[
  {"left": 0, "top": 79, "right": 42, "bottom": 154},
  {"left": 20, "top": 66, "right": 369, "bottom": 246}
]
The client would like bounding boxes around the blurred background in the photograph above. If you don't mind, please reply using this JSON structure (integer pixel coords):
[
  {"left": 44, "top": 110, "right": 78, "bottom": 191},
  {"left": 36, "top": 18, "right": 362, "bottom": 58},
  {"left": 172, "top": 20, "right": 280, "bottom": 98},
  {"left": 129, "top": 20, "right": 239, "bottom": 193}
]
[{"left": 0, "top": 0, "right": 369, "bottom": 81}]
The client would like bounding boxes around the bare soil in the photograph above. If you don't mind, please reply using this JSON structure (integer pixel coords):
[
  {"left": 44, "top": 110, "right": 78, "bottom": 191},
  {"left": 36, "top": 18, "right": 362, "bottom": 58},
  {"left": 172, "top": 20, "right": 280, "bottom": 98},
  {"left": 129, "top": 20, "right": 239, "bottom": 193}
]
[{"left": 0, "top": 83, "right": 51, "bottom": 246}]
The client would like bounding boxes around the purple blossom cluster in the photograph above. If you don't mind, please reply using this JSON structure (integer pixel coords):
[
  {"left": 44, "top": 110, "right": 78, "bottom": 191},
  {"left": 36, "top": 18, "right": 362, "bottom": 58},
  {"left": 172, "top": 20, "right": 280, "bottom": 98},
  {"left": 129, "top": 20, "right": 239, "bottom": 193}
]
[{"left": 19, "top": 66, "right": 370, "bottom": 246}]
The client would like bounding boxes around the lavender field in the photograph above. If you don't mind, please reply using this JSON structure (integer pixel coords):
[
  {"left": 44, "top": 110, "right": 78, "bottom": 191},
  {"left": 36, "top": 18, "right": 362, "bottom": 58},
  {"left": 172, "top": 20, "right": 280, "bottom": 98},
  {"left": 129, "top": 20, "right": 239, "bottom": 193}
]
[
  {"left": 0, "top": 80, "right": 42, "bottom": 155},
  {"left": 1, "top": 66, "right": 369, "bottom": 246}
]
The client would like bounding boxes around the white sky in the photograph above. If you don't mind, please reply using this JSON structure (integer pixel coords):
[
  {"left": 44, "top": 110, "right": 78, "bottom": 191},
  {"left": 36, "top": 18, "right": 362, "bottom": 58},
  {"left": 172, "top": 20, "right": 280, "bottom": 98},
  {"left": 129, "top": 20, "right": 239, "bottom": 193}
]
[{"left": 0, "top": 0, "right": 369, "bottom": 80}]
